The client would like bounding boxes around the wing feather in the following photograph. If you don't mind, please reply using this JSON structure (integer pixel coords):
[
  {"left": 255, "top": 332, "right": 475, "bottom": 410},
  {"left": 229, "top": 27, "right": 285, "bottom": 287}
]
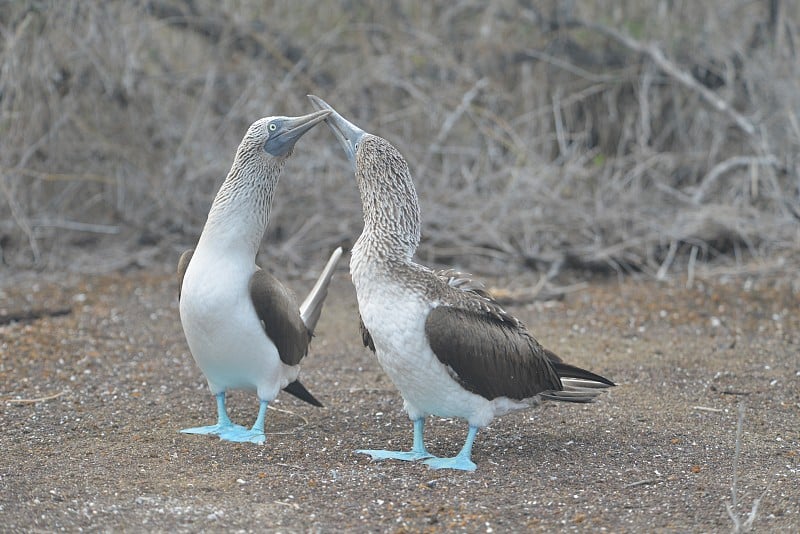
[
  {"left": 425, "top": 305, "right": 562, "bottom": 400},
  {"left": 249, "top": 270, "right": 310, "bottom": 366},
  {"left": 176, "top": 249, "right": 194, "bottom": 300}
]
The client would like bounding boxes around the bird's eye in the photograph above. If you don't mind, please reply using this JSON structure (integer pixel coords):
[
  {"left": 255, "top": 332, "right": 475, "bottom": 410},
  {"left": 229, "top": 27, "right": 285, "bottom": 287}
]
[{"left": 268, "top": 123, "right": 277, "bottom": 132}]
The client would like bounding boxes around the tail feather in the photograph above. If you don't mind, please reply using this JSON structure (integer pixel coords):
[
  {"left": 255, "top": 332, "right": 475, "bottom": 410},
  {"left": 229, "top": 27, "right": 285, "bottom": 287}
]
[
  {"left": 541, "top": 361, "right": 616, "bottom": 404},
  {"left": 541, "top": 389, "right": 600, "bottom": 403},
  {"left": 541, "top": 383, "right": 610, "bottom": 403},
  {"left": 283, "top": 380, "right": 323, "bottom": 407},
  {"left": 299, "top": 247, "right": 343, "bottom": 333},
  {"left": 560, "top": 377, "right": 615, "bottom": 389},
  {"left": 554, "top": 361, "right": 616, "bottom": 387}
]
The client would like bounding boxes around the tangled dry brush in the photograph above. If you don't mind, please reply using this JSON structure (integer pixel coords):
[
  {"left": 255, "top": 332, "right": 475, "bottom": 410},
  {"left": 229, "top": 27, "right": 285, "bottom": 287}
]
[{"left": 1, "top": 0, "right": 798, "bottom": 279}]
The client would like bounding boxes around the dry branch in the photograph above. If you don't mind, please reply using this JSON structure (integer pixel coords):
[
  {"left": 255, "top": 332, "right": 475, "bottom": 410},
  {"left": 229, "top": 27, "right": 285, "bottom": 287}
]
[
  {"left": 573, "top": 19, "right": 758, "bottom": 137},
  {"left": 3, "top": 391, "right": 66, "bottom": 404},
  {"left": 0, "top": 2, "right": 798, "bottom": 276},
  {"left": 725, "top": 402, "right": 775, "bottom": 532},
  {"left": 0, "top": 307, "right": 72, "bottom": 325},
  {"left": 692, "top": 155, "right": 781, "bottom": 204}
]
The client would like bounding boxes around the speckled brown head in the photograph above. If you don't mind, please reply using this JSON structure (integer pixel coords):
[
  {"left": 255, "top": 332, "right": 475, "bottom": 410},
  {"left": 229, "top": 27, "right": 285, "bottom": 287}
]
[{"left": 308, "top": 95, "right": 420, "bottom": 261}]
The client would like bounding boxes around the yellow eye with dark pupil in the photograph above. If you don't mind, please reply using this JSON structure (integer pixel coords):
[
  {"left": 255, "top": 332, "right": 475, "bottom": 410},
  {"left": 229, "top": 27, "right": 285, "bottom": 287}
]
[{"left": 268, "top": 123, "right": 277, "bottom": 131}]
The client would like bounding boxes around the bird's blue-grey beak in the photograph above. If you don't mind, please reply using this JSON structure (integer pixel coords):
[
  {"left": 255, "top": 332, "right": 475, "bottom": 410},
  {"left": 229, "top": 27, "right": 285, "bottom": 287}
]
[
  {"left": 307, "top": 95, "right": 365, "bottom": 165},
  {"left": 264, "top": 109, "right": 331, "bottom": 157}
]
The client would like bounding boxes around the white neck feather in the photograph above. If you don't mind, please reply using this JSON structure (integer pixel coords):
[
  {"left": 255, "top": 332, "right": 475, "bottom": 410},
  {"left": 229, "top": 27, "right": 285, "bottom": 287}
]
[{"left": 196, "top": 147, "right": 285, "bottom": 259}]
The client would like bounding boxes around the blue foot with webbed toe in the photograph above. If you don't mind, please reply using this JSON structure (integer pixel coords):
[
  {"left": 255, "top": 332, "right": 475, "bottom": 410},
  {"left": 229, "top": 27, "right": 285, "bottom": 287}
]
[
  {"left": 181, "top": 421, "right": 243, "bottom": 436},
  {"left": 216, "top": 399, "right": 269, "bottom": 444},
  {"left": 181, "top": 393, "right": 267, "bottom": 444},
  {"left": 182, "top": 392, "right": 237, "bottom": 437},
  {"left": 423, "top": 425, "right": 479, "bottom": 472},
  {"left": 217, "top": 426, "right": 266, "bottom": 444},
  {"left": 357, "top": 418, "right": 434, "bottom": 462},
  {"left": 357, "top": 449, "right": 434, "bottom": 461},
  {"left": 423, "top": 454, "right": 477, "bottom": 471}
]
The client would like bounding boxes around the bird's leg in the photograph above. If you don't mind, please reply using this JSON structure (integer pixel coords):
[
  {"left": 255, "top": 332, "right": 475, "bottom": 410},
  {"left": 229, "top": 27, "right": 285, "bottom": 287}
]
[
  {"left": 217, "top": 399, "right": 268, "bottom": 444},
  {"left": 356, "top": 417, "right": 435, "bottom": 462},
  {"left": 181, "top": 392, "right": 240, "bottom": 436},
  {"left": 410, "top": 417, "right": 433, "bottom": 457},
  {"left": 423, "top": 425, "right": 478, "bottom": 472},
  {"left": 251, "top": 400, "right": 268, "bottom": 433}
]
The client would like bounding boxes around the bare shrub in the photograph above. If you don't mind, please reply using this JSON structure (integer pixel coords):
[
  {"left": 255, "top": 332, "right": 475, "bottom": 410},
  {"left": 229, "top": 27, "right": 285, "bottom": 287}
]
[{"left": 0, "top": 1, "right": 798, "bottom": 277}]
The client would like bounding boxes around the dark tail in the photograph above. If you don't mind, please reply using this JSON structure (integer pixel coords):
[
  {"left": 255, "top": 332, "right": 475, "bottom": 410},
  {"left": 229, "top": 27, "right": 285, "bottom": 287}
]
[
  {"left": 283, "top": 380, "right": 324, "bottom": 407},
  {"left": 540, "top": 350, "right": 616, "bottom": 403},
  {"left": 553, "top": 361, "right": 616, "bottom": 387}
]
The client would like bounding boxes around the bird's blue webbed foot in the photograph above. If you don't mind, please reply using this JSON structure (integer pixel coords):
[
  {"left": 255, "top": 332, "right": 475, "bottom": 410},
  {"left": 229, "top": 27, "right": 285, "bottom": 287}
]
[
  {"left": 182, "top": 392, "right": 240, "bottom": 437},
  {"left": 423, "top": 455, "right": 477, "bottom": 472},
  {"left": 357, "top": 418, "right": 434, "bottom": 462},
  {"left": 181, "top": 421, "right": 244, "bottom": 436},
  {"left": 356, "top": 449, "right": 434, "bottom": 461},
  {"left": 423, "top": 425, "right": 479, "bottom": 472},
  {"left": 181, "top": 393, "right": 266, "bottom": 444},
  {"left": 217, "top": 425, "right": 266, "bottom": 444},
  {"left": 217, "top": 399, "right": 269, "bottom": 444}
]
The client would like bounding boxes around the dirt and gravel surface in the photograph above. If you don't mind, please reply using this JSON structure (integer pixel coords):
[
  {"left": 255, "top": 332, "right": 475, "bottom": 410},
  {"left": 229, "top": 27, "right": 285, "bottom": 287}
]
[{"left": 1, "top": 265, "right": 798, "bottom": 532}]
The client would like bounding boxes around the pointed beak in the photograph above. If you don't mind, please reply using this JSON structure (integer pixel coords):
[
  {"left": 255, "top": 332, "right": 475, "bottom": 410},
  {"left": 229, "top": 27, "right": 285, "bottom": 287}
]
[
  {"left": 265, "top": 109, "right": 331, "bottom": 157},
  {"left": 307, "top": 94, "right": 365, "bottom": 165}
]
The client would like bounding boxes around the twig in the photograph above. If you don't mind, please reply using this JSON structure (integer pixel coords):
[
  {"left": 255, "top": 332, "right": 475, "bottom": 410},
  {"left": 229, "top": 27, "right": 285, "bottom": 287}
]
[
  {"left": 0, "top": 167, "right": 114, "bottom": 185},
  {"left": 522, "top": 48, "right": 616, "bottom": 83},
  {"left": 278, "top": 212, "right": 324, "bottom": 257},
  {"left": 273, "top": 500, "right": 300, "bottom": 509},
  {"left": 725, "top": 401, "right": 773, "bottom": 533},
  {"left": 656, "top": 240, "right": 678, "bottom": 280},
  {"left": 692, "top": 406, "right": 723, "bottom": 413},
  {"left": 0, "top": 307, "right": 72, "bottom": 325},
  {"left": 4, "top": 391, "right": 66, "bottom": 404},
  {"left": 418, "top": 77, "right": 489, "bottom": 176},
  {"left": 624, "top": 478, "right": 659, "bottom": 488},
  {"left": 726, "top": 402, "right": 745, "bottom": 531},
  {"left": 0, "top": 176, "right": 40, "bottom": 264},
  {"left": 30, "top": 219, "right": 120, "bottom": 234},
  {"left": 575, "top": 20, "right": 757, "bottom": 136},
  {"left": 264, "top": 405, "right": 310, "bottom": 435},
  {"left": 638, "top": 63, "right": 654, "bottom": 148},
  {"left": 692, "top": 155, "right": 780, "bottom": 204},
  {"left": 686, "top": 246, "right": 698, "bottom": 289},
  {"left": 552, "top": 87, "right": 569, "bottom": 160}
]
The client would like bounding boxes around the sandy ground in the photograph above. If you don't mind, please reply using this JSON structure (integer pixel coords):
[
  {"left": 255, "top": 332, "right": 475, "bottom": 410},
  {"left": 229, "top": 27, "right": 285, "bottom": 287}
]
[{"left": 0, "top": 265, "right": 798, "bottom": 532}]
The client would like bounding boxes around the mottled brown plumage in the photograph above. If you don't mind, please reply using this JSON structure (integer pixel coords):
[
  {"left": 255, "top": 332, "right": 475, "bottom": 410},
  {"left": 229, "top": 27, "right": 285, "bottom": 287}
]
[{"left": 309, "top": 94, "right": 614, "bottom": 470}]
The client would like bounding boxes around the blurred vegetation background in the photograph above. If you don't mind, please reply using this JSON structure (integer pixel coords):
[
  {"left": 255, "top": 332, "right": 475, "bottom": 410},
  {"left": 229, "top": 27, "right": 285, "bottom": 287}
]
[{"left": 0, "top": 0, "right": 798, "bottom": 280}]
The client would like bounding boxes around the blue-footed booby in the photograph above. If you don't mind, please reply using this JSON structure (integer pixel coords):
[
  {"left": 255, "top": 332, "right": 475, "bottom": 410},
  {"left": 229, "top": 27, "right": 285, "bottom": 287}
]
[
  {"left": 309, "top": 95, "right": 614, "bottom": 471},
  {"left": 178, "top": 109, "right": 343, "bottom": 444}
]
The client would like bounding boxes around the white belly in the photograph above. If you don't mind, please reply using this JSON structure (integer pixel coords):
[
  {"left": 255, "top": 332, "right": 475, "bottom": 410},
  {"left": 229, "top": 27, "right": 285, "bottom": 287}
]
[
  {"left": 356, "top": 277, "right": 507, "bottom": 428},
  {"left": 179, "top": 255, "right": 295, "bottom": 400}
]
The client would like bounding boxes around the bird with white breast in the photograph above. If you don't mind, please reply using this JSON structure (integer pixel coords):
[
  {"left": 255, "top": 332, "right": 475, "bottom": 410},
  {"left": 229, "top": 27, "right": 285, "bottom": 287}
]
[
  {"left": 178, "top": 109, "right": 342, "bottom": 444},
  {"left": 309, "top": 94, "right": 614, "bottom": 471}
]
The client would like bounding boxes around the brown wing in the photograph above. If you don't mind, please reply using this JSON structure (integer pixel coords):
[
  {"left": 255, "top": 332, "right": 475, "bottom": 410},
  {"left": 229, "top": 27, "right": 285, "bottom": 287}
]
[
  {"left": 249, "top": 270, "right": 311, "bottom": 366},
  {"left": 177, "top": 249, "right": 194, "bottom": 300},
  {"left": 358, "top": 312, "right": 375, "bottom": 352},
  {"left": 425, "top": 305, "right": 563, "bottom": 401}
]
